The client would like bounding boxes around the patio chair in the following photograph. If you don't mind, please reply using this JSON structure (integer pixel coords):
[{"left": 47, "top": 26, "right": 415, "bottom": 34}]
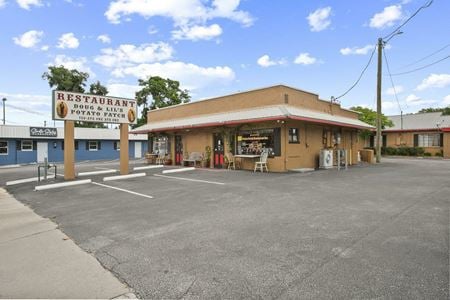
[
  {"left": 226, "top": 153, "right": 236, "bottom": 170},
  {"left": 156, "top": 152, "right": 166, "bottom": 164},
  {"left": 254, "top": 151, "right": 269, "bottom": 172}
]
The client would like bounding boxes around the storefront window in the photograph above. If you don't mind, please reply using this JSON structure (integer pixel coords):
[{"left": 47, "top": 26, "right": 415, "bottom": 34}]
[
  {"left": 0, "top": 140, "right": 8, "bottom": 155},
  {"left": 237, "top": 128, "right": 280, "bottom": 157},
  {"left": 289, "top": 128, "right": 299, "bottom": 143},
  {"left": 21, "top": 140, "right": 33, "bottom": 151},
  {"left": 153, "top": 136, "right": 170, "bottom": 154}
]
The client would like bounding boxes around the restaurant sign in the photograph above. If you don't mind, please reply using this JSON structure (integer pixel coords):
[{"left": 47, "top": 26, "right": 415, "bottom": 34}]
[
  {"left": 30, "top": 127, "right": 58, "bottom": 137},
  {"left": 52, "top": 90, "right": 137, "bottom": 124}
]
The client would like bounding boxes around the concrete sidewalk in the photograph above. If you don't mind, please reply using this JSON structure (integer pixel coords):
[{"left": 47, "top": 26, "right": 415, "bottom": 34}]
[{"left": 0, "top": 188, "right": 135, "bottom": 299}]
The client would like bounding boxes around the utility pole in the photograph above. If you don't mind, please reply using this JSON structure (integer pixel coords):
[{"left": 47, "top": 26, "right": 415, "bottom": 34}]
[
  {"left": 2, "top": 98, "right": 6, "bottom": 125},
  {"left": 376, "top": 38, "right": 383, "bottom": 163}
]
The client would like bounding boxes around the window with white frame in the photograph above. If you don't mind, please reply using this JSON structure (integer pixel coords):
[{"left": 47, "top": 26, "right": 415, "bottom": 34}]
[
  {"left": 21, "top": 140, "right": 33, "bottom": 151},
  {"left": 114, "top": 141, "right": 120, "bottom": 151},
  {"left": 0, "top": 140, "right": 8, "bottom": 155},
  {"left": 88, "top": 141, "right": 99, "bottom": 151},
  {"left": 418, "top": 134, "right": 441, "bottom": 147}
]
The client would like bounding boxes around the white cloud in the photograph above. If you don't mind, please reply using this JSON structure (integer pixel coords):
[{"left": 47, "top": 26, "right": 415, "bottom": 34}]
[
  {"left": 94, "top": 43, "right": 173, "bottom": 68},
  {"left": 97, "top": 34, "right": 111, "bottom": 44},
  {"left": 0, "top": 0, "right": 6, "bottom": 8},
  {"left": 404, "top": 93, "right": 436, "bottom": 106},
  {"left": 51, "top": 55, "right": 93, "bottom": 75},
  {"left": 57, "top": 33, "right": 80, "bottom": 49},
  {"left": 16, "top": 0, "right": 42, "bottom": 10},
  {"left": 307, "top": 7, "right": 332, "bottom": 32},
  {"left": 442, "top": 95, "right": 450, "bottom": 106},
  {"left": 172, "top": 24, "right": 222, "bottom": 41},
  {"left": 385, "top": 85, "right": 404, "bottom": 95},
  {"left": 106, "top": 83, "right": 139, "bottom": 98},
  {"left": 340, "top": 44, "right": 374, "bottom": 55},
  {"left": 41, "top": 45, "right": 49, "bottom": 51},
  {"left": 13, "top": 30, "right": 43, "bottom": 48},
  {"left": 111, "top": 61, "right": 235, "bottom": 91},
  {"left": 369, "top": 5, "right": 402, "bottom": 29},
  {"left": 294, "top": 53, "right": 317, "bottom": 65},
  {"left": 257, "top": 55, "right": 277, "bottom": 67},
  {"left": 382, "top": 100, "right": 397, "bottom": 111},
  {"left": 105, "top": 0, "right": 254, "bottom": 27},
  {"left": 416, "top": 74, "right": 450, "bottom": 91}
]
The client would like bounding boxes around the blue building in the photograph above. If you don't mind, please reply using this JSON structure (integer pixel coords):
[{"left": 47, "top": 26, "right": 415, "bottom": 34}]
[{"left": 0, "top": 125, "right": 148, "bottom": 166}]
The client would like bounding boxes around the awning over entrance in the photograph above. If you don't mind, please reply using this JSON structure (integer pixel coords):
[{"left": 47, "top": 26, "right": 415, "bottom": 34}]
[{"left": 131, "top": 105, "right": 374, "bottom": 134}]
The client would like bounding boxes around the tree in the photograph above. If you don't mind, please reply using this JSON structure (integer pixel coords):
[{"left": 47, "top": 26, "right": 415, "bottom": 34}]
[
  {"left": 418, "top": 107, "right": 450, "bottom": 115},
  {"left": 350, "top": 106, "right": 394, "bottom": 139},
  {"left": 42, "top": 66, "right": 106, "bottom": 128},
  {"left": 42, "top": 66, "right": 89, "bottom": 92},
  {"left": 134, "top": 76, "right": 190, "bottom": 127}
]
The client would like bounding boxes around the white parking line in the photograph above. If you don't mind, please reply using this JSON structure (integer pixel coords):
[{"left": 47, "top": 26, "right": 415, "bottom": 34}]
[
  {"left": 78, "top": 170, "right": 117, "bottom": 176},
  {"left": 92, "top": 182, "right": 153, "bottom": 199},
  {"left": 103, "top": 173, "right": 146, "bottom": 181},
  {"left": 154, "top": 174, "right": 225, "bottom": 185},
  {"left": 6, "top": 177, "right": 44, "bottom": 186},
  {"left": 133, "top": 165, "right": 164, "bottom": 171},
  {"left": 162, "top": 167, "right": 195, "bottom": 174}
]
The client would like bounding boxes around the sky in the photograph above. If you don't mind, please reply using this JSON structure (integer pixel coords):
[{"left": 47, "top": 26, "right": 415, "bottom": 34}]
[{"left": 0, "top": 0, "right": 449, "bottom": 127}]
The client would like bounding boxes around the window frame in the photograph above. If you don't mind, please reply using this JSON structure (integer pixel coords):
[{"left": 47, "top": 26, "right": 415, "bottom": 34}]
[
  {"left": 114, "top": 141, "right": 120, "bottom": 151},
  {"left": 88, "top": 141, "right": 99, "bottom": 151},
  {"left": 288, "top": 128, "right": 300, "bottom": 144},
  {"left": 0, "top": 140, "right": 8, "bottom": 155},
  {"left": 21, "top": 140, "right": 33, "bottom": 151},
  {"left": 418, "top": 133, "right": 441, "bottom": 147}
]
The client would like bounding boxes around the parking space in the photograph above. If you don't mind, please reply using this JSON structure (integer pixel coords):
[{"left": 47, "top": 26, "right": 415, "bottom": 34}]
[{"left": 2, "top": 158, "right": 450, "bottom": 299}]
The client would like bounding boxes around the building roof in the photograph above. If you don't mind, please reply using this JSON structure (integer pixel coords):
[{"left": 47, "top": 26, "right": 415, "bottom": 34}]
[
  {"left": 386, "top": 112, "right": 450, "bottom": 132},
  {"left": 0, "top": 125, "right": 148, "bottom": 140},
  {"left": 131, "top": 104, "right": 374, "bottom": 134}
]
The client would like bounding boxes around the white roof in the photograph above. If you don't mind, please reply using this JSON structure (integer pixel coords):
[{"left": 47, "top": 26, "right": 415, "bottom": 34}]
[
  {"left": 132, "top": 105, "right": 373, "bottom": 133},
  {"left": 0, "top": 125, "right": 147, "bottom": 140},
  {"left": 386, "top": 112, "right": 450, "bottom": 131}
]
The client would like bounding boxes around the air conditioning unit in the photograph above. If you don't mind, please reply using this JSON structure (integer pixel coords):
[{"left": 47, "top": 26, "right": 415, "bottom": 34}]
[{"left": 319, "top": 149, "right": 333, "bottom": 169}]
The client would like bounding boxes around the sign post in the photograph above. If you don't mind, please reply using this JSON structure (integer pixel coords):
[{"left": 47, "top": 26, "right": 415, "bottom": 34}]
[{"left": 52, "top": 91, "right": 137, "bottom": 180}]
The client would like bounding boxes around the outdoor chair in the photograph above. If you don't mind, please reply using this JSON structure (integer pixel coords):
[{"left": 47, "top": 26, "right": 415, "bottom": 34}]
[
  {"left": 226, "top": 153, "right": 236, "bottom": 170},
  {"left": 254, "top": 151, "right": 269, "bottom": 172},
  {"left": 156, "top": 152, "right": 166, "bottom": 164}
]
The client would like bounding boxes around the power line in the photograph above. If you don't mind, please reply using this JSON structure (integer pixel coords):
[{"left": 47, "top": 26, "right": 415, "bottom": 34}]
[
  {"left": 398, "top": 43, "right": 450, "bottom": 69},
  {"left": 334, "top": 45, "right": 377, "bottom": 101},
  {"left": 383, "top": 0, "right": 433, "bottom": 42},
  {"left": 390, "top": 54, "right": 450, "bottom": 76},
  {"left": 383, "top": 50, "right": 405, "bottom": 114}
]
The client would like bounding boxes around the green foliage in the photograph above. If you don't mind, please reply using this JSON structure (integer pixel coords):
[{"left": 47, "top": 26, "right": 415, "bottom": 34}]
[
  {"left": 42, "top": 65, "right": 89, "bottom": 92},
  {"left": 435, "top": 150, "right": 443, "bottom": 157},
  {"left": 350, "top": 106, "right": 394, "bottom": 128},
  {"left": 89, "top": 81, "right": 109, "bottom": 95},
  {"left": 381, "top": 146, "right": 425, "bottom": 156},
  {"left": 424, "top": 152, "right": 432, "bottom": 157},
  {"left": 418, "top": 107, "right": 450, "bottom": 115},
  {"left": 134, "top": 76, "right": 190, "bottom": 125}
]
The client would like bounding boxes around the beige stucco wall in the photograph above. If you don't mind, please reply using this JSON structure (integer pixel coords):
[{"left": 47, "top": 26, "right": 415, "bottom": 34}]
[
  {"left": 384, "top": 131, "right": 443, "bottom": 155},
  {"left": 443, "top": 132, "right": 450, "bottom": 158},
  {"left": 147, "top": 85, "right": 360, "bottom": 123}
]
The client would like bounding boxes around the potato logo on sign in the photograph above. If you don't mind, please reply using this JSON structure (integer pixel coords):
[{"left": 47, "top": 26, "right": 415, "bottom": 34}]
[
  {"left": 56, "top": 101, "right": 68, "bottom": 118},
  {"left": 128, "top": 108, "right": 136, "bottom": 123}
]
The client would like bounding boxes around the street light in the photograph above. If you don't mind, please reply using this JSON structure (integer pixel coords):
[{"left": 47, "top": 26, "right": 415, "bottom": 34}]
[{"left": 2, "top": 97, "right": 6, "bottom": 125}]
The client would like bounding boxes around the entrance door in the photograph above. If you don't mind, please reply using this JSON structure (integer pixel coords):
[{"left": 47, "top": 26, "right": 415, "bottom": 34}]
[
  {"left": 134, "top": 142, "right": 142, "bottom": 158},
  {"left": 213, "top": 134, "right": 224, "bottom": 168},
  {"left": 37, "top": 142, "right": 48, "bottom": 163},
  {"left": 175, "top": 135, "right": 183, "bottom": 165}
]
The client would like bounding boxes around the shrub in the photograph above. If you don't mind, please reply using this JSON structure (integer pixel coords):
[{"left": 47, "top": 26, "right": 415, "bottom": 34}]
[
  {"left": 435, "top": 151, "right": 443, "bottom": 157},
  {"left": 424, "top": 152, "right": 432, "bottom": 157}
]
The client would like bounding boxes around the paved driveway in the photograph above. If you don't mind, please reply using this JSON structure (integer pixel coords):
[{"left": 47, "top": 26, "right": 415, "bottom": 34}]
[{"left": 3, "top": 158, "right": 449, "bottom": 299}]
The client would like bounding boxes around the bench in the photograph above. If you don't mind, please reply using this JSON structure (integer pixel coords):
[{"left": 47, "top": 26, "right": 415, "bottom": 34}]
[{"left": 183, "top": 152, "right": 203, "bottom": 167}]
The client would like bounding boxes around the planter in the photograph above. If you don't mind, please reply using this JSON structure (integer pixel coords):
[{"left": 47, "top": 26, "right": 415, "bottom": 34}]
[{"left": 164, "top": 159, "right": 173, "bottom": 165}]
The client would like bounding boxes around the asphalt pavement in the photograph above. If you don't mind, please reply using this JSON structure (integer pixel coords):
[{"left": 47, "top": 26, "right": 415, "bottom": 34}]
[{"left": 2, "top": 157, "right": 449, "bottom": 299}]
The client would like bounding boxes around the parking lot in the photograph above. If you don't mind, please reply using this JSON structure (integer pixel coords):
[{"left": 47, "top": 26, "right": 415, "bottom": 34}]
[{"left": 2, "top": 158, "right": 449, "bottom": 299}]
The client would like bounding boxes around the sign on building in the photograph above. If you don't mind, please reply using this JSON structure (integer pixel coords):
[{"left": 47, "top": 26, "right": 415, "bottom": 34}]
[
  {"left": 52, "top": 90, "right": 137, "bottom": 124},
  {"left": 30, "top": 127, "right": 58, "bottom": 137}
]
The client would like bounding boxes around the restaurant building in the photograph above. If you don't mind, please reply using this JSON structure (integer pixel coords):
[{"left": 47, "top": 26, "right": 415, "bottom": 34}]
[
  {"left": 131, "top": 85, "right": 374, "bottom": 172},
  {"left": 382, "top": 112, "right": 450, "bottom": 158}
]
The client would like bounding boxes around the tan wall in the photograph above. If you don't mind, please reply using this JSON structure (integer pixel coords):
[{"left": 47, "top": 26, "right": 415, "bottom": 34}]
[
  {"left": 384, "top": 131, "right": 443, "bottom": 155},
  {"left": 444, "top": 132, "right": 450, "bottom": 158},
  {"left": 147, "top": 85, "right": 360, "bottom": 123}
]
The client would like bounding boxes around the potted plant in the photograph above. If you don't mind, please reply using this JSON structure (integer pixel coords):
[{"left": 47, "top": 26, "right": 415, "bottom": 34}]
[{"left": 202, "top": 146, "right": 211, "bottom": 168}]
